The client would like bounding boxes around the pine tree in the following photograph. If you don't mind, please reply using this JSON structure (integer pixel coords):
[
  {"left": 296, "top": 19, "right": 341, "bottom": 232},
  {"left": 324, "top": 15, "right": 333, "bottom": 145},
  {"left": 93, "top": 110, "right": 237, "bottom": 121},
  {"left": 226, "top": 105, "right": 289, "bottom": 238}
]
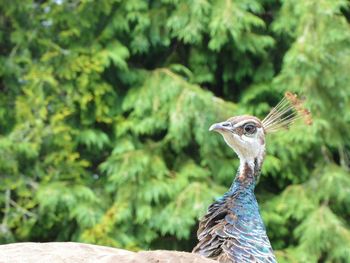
[
  {"left": 0, "top": 0, "right": 349, "bottom": 261},
  {"left": 262, "top": 1, "right": 350, "bottom": 262}
]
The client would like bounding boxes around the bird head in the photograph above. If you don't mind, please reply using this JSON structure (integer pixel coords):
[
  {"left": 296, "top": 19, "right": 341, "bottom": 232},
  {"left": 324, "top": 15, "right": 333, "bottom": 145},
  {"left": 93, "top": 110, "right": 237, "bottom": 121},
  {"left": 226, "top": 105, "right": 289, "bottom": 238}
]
[
  {"left": 210, "top": 92, "right": 312, "bottom": 165},
  {"left": 209, "top": 115, "right": 266, "bottom": 164}
]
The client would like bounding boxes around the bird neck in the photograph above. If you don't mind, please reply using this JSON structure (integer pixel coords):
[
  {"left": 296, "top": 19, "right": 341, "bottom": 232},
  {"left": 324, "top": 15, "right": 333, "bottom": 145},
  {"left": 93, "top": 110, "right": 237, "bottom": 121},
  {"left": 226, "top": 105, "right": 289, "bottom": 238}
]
[{"left": 230, "top": 157, "right": 263, "bottom": 192}]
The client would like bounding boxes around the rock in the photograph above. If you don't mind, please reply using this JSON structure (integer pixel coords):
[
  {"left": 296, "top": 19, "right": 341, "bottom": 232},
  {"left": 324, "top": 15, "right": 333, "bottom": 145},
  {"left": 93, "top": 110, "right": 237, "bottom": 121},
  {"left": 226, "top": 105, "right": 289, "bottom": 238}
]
[{"left": 0, "top": 242, "right": 217, "bottom": 263}]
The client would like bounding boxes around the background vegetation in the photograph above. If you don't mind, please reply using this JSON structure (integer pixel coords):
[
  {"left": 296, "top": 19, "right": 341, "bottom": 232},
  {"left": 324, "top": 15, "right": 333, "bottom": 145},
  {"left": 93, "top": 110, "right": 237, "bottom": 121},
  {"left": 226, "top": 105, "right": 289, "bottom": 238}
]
[{"left": 1, "top": 0, "right": 350, "bottom": 262}]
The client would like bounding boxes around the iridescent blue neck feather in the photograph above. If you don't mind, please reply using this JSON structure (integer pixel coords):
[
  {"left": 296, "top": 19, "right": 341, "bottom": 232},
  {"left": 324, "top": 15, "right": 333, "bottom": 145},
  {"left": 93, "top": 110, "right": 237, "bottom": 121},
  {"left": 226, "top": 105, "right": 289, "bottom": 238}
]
[{"left": 193, "top": 159, "right": 277, "bottom": 263}]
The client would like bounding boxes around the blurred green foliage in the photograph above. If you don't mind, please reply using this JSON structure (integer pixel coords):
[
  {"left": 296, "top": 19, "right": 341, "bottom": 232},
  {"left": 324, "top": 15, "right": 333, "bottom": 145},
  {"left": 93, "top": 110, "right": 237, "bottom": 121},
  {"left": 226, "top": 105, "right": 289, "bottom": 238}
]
[{"left": 0, "top": 0, "right": 350, "bottom": 262}]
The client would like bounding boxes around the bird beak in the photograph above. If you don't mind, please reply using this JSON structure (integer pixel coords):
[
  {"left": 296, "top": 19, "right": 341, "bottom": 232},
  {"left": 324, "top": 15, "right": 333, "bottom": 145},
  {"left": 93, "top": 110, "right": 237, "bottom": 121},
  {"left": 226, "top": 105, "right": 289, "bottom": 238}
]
[{"left": 209, "top": 122, "right": 231, "bottom": 132}]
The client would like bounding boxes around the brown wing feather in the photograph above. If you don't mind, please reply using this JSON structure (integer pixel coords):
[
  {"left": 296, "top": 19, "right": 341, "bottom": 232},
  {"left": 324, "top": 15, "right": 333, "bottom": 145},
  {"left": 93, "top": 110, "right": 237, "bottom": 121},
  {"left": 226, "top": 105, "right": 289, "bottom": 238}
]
[{"left": 193, "top": 193, "right": 237, "bottom": 260}]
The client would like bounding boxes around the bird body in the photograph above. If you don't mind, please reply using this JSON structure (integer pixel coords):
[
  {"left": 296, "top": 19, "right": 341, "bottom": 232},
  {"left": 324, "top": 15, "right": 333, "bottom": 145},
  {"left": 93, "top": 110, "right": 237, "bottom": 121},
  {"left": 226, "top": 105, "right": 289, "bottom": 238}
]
[
  {"left": 193, "top": 164, "right": 277, "bottom": 263},
  {"left": 193, "top": 94, "right": 311, "bottom": 262}
]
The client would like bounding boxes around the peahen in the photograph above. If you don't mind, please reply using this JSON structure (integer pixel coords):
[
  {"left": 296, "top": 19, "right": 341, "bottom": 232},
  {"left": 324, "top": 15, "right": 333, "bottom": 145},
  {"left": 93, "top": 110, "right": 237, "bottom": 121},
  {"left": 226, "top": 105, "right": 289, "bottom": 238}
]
[{"left": 193, "top": 93, "right": 312, "bottom": 263}]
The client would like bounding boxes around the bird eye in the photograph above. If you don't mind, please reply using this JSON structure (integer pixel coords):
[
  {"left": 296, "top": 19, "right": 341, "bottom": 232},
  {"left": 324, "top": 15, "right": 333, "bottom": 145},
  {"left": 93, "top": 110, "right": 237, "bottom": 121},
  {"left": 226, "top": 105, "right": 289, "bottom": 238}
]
[{"left": 243, "top": 123, "right": 256, "bottom": 135}]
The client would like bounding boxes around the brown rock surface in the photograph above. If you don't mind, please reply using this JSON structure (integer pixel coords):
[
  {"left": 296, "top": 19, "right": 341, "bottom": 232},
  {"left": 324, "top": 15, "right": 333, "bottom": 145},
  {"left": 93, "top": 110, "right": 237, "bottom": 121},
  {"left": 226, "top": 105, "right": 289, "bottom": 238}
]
[{"left": 0, "top": 242, "right": 217, "bottom": 263}]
